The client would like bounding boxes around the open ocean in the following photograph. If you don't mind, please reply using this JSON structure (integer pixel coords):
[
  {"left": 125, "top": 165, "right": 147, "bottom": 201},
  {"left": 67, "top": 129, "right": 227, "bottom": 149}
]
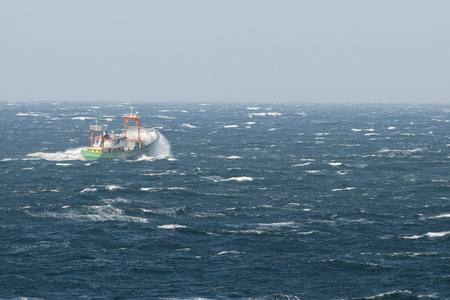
[{"left": 0, "top": 102, "right": 449, "bottom": 300}]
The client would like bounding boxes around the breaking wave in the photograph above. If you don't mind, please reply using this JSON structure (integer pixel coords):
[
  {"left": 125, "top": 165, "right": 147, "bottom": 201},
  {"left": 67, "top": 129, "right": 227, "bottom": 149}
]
[{"left": 26, "top": 147, "right": 85, "bottom": 161}]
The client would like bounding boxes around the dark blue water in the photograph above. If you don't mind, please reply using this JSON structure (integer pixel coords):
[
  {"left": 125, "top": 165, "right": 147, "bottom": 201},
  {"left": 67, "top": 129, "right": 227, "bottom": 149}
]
[{"left": 0, "top": 102, "right": 449, "bottom": 299}]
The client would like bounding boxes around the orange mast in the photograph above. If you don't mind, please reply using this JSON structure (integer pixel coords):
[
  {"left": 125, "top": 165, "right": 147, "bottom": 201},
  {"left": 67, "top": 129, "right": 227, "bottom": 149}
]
[{"left": 124, "top": 107, "right": 142, "bottom": 147}]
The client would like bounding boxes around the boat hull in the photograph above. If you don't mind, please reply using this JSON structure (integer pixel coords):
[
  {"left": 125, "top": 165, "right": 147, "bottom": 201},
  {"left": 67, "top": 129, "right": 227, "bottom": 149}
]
[{"left": 81, "top": 142, "right": 154, "bottom": 161}]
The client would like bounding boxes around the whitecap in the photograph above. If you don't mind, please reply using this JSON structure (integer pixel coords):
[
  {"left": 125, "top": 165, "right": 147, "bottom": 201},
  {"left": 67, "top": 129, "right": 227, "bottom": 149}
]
[
  {"left": 246, "top": 107, "right": 260, "bottom": 110},
  {"left": 26, "top": 147, "right": 85, "bottom": 161},
  {"left": 304, "top": 170, "right": 321, "bottom": 174},
  {"left": 224, "top": 125, "right": 238, "bottom": 128},
  {"left": 403, "top": 231, "right": 450, "bottom": 239},
  {"left": 182, "top": 123, "right": 197, "bottom": 128},
  {"left": 328, "top": 162, "right": 342, "bottom": 166},
  {"left": 155, "top": 115, "right": 175, "bottom": 119},
  {"left": 223, "top": 176, "right": 253, "bottom": 182},
  {"left": 292, "top": 162, "right": 311, "bottom": 167},
  {"left": 158, "top": 224, "right": 187, "bottom": 229},
  {"left": 362, "top": 290, "right": 413, "bottom": 299},
  {"left": 80, "top": 188, "right": 97, "bottom": 193},
  {"left": 105, "top": 185, "right": 123, "bottom": 191},
  {"left": 135, "top": 155, "right": 157, "bottom": 162},
  {"left": 71, "top": 116, "right": 96, "bottom": 121},
  {"left": 56, "top": 163, "right": 72, "bottom": 166},
  {"left": 32, "top": 205, "right": 148, "bottom": 223},
  {"left": 428, "top": 213, "right": 450, "bottom": 219},
  {"left": 16, "top": 112, "right": 40, "bottom": 117},
  {"left": 217, "top": 251, "right": 243, "bottom": 255},
  {"left": 332, "top": 187, "right": 356, "bottom": 192},
  {"left": 297, "top": 231, "right": 316, "bottom": 235},
  {"left": 258, "top": 222, "right": 294, "bottom": 227},
  {"left": 248, "top": 112, "right": 282, "bottom": 117},
  {"left": 226, "top": 156, "right": 242, "bottom": 159}
]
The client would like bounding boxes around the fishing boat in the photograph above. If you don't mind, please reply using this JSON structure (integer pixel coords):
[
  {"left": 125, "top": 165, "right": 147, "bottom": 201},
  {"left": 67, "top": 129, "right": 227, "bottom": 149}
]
[{"left": 80, "top": 107, "right": 158, "bottom": 161}]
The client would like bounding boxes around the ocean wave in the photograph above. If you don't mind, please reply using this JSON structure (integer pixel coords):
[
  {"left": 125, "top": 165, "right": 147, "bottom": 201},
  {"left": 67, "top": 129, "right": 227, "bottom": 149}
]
[
  {"left": 258, "top": 222, "right": 295, "bottom": 227},
  {"left": 378, "top": 148, "right": 425, "bottom": 153},
  {"left": 16, "top": 112, "right": 40, "bottom": 117},
  {"left": 217, "top": 251, "right": 243, "bottom": 255},
  {"left": 155, "top": 115, "right": 175, "bottom": 119},
  {"left": 71, "top": 116, "right": 96, "bottom": 121},
  {"left": 26, "top": 147, "right": 85, "bottom": 161},
  {"left": 332, "top": 187, "right": 356, "bottom": 192},
  {"left": 248, "top": 112, "right": 282, "bottom": 117},
  {"left": 304, "top": 170, "right": 322, "bottom": 174},
  {"left": 360, "top": 289, "right": 413, "bottom": 299},
  {"left": 292, "top": 162, "right": 311, "bottom": 167},
  {"left": 403, "top": 231, "right": 450, "bottom": 239},
  {"left": 80, "top": 187, "right": 98, "bottom": 193},
  {"left": 29, "top": 205, "right": 148, "bottom": 223},
  {"left": 182, "top": 123, "right": 197, "bottom": 128},
  {"left": 428, "top": 213, "right": 450, "bottom": 219},
  {"left": 224, "top": 176, "right": 253, "bottom": 182},
  {"left": 158, "top": 224, "right": 187, "bottom": 230},
  {"left": 203, "top": 176, "right": 254, "bottom": 182},
  {"left": 104, "top": 185, "right": 123, "bottom": 191}
]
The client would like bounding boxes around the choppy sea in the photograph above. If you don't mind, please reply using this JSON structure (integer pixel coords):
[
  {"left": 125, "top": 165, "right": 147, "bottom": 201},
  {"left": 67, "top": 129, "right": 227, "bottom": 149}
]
[{"left": 0, "top": 102, "right": 449, "bottom": 300}]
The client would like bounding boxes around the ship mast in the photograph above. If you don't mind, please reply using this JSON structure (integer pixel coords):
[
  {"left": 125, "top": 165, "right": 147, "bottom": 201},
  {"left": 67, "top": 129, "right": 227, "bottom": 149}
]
[{"left": 124, "top": 106, "right": 142, "bottom": 147}]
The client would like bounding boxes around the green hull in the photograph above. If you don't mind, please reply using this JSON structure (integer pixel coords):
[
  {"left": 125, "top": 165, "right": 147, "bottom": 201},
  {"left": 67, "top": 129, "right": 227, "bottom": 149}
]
[{"left": 81, "top": 142, "right": 154, "bottom": 161}]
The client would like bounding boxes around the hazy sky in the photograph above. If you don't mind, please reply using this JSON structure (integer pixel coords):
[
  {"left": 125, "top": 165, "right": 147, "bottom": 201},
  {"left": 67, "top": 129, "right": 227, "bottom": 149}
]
[{"left": 1, "top": 1, "right": 449, "bottom": 103}]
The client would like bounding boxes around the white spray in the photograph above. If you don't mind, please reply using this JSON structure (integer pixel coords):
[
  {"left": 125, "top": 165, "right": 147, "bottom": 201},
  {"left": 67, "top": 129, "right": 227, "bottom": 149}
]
[{"left": 148, "top": 131, "right": 173, "bottom": 159}]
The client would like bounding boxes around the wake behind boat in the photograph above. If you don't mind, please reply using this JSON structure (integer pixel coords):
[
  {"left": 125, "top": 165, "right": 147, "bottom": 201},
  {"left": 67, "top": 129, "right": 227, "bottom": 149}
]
[{"left": 80, "top": 107, "right": 158, "bottom": 161}]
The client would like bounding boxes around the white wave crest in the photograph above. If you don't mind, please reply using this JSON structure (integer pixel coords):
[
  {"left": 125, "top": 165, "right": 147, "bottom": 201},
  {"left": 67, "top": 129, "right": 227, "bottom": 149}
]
[
  {"left": 217, "top": 251, "right": 243, "bottom": 255},
  {"left": 26, "top": 147, "right": 85, "bottom": 161},
  {"left": 224, "top": 176, "right": 253, "bottom": 182},
  {"left": 428, "top": 213, "right": 450, "bottom": 219},
  {"left": 248, "top": 112, "right": 282, "bottom": 117},
  {"left": 16, "top": 112, "right": 40, "bottom": 117},
  {"left": 332, "top": 187, "right": 356, "bottom": 192},
  {"left": 72, "top": 116, "right": 96, "bottom": 121},
  {"left": 203, "top": 176, "right": 254, "bottom": 182},
  {"left": 158, "top": 224, "right": 187, "bottom": 229},
  {"left": 182, "top": 123, "right": 197, "bottom": 128},
  {"left": 80, "top": 187, "right": 97, "bottom": 193},
  {"left": 292, "top": 162, "right": 311, "bottom": 167},
  {"left": 403, "top": 231, "right": 450, "bottom": 239},
  {"left": 30, "top": 205, "right": 148, "bottom": 223}
]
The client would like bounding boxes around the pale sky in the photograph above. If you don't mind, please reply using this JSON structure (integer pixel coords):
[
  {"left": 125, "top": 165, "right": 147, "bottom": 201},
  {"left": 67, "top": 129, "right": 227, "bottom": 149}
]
[{"left": 1, "top": 0, "right": 449, "bottom": 103}]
